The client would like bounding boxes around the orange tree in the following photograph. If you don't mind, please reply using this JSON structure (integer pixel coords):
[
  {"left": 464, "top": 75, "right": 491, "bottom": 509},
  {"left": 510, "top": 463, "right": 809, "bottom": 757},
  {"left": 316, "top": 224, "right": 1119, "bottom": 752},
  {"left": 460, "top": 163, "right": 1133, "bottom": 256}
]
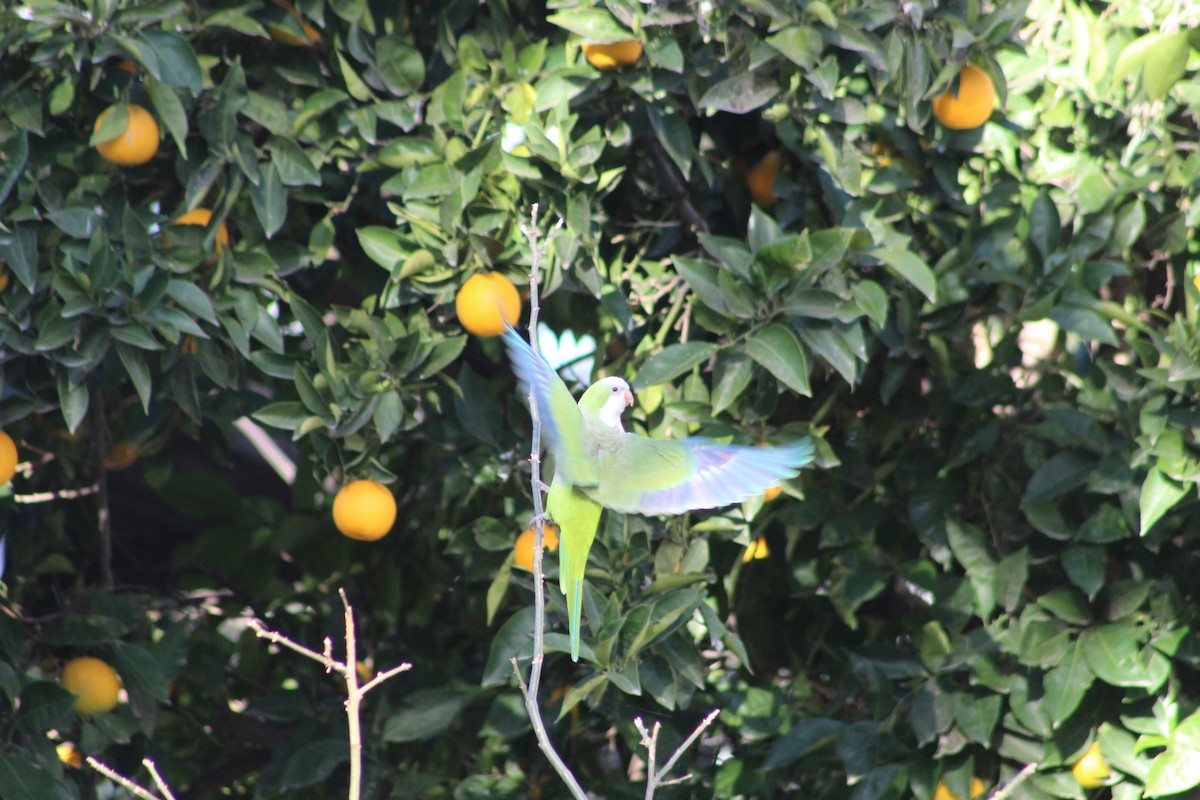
[{"left": 2, "top": 0, "right": 1200, "bottom": 797}]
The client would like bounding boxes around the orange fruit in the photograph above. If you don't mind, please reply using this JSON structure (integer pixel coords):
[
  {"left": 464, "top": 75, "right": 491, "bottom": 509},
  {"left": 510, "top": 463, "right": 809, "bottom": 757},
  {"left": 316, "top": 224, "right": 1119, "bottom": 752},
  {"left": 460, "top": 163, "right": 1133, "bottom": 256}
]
[
  {"left": 455, "top": 272, "right": 521, "bottom": 336},
  {"left": 94, "top": 103, "right": 159, "bottom": 166},
  {"left": 1072, "top": 741, "right": 1110, "bottom": 788},
  {"left": 0, "top": 262, "right": 9, "bottom": 294},
  {"left": 932, "top": 65, "right": 996, "bottom": 130},
  {"left": 582, "top": 40, "right": 643, "bottom": 70},
  {"left": 932, "top": 777, "right": 987, "bottom": 800},
  {"left": 172, "top": 208, "right": 230, "bottom": 265},
  {"left": 332, "top": 479, "right": 397, "bottom": 541},
  {"left": 116, "top": 59, "right": 139, "bottom": 73},
  {"left": 741, "top": 536, "right": 770, "bottom": 562},
  {"left": 60, "top": 656, "right": 122, "bottom": 715},
  {"left": 514, "top": 524, "right": 560, "bottom": 571},
  {"left": 0, "top": 430, "right": 17, "bottom": 484},
  {"left": 103, "top": 441, "right": 141, "bottom": 470},
  {"left": 746, "top": 150, "right": 783, "bottom": 207}
]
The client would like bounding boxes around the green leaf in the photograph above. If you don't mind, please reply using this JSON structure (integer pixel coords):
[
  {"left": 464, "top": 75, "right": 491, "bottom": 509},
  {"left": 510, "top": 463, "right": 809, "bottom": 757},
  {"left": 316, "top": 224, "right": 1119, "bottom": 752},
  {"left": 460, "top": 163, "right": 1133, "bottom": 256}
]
[
  {"left": 698, "top": 72, "right": 779, "bottom": 114},
  {"left": 1113, "top": 32, "right": 1161, "bottom": 82},
  {"left": 1080, "top": 624, "right": 1149, "bottom": 688},
  {"left": 766, "top": 25, "right": 824, "bottom": 69},
  {"left": 251, "top": 161, "right": 287, "bottom": 238},
  {"left": 745, "top": 324, "right": 811, "bottom": 396},
  {"left": 953, "top": 692, "right": 1001, "bottom": 744},
  {"left": 0, "top": 223, "right": 38, "bottom": 291},
  {"left": 1140, "top": 467, "right": 1189, "bottom": 534},
  {"left": 0, "top": 755, "right": 60, "bottom": 800},
  {"left": 481, "top": 607, "right": 535, "bottom": 687},
  {"left": 872, "top": 248, "right": 937, "bottom": 302},
  {"left": 1043, "top": 639, "right": 1093, "bottom": 727},
  {"left": 116, "top": 343, "right": 153, "bottom": 413},
  {"left": 1141, "top": 32, "right": 1189, "bottom": 101},
  {"left": 144, "top": 72, "right": 188, "bottom": 158},
  {"left": 1144, "top": 709, "right": 1200, "bottom": 796},
  {"left": 1061, "top": 545, "right": 1105, "bottom": 599},
  {"left": 632, "top": 342, "right": 718, "bottom": 389},
  {"left": 278, "top": 740, "right": 349, "bottom": 789},
  {"left": 763, "top": 718, "right": 844, "bottom": 769},
  {"left": 357, "top": 226, "right": 407, "bottom": 270},
  {"left": 253, "top": 401, "right": 308, "bottom": 430},
  {"left": 336, "top": 50, "right": 372, "bottom": 102},
  {"left": 382, "top": 688, "right": 472, "bottom": 742},
  {"left": 375, "top": 37, "right": 425, "bottom": 95},
  {"left": 546, "top": 9, "right": 633, "bottom": 43},
  {"left": 1023, "top": 451, "right": 1095, "bottom": 505},
  {"left": 711, "top": 351, "right": 753, "bottom": 414}
]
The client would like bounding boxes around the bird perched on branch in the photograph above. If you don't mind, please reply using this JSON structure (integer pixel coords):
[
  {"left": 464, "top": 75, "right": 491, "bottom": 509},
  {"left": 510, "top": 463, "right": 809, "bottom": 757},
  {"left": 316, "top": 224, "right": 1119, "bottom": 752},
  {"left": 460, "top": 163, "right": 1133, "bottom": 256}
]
[{"left": 504, "top": 326, "right": 814, "bottom": 661}]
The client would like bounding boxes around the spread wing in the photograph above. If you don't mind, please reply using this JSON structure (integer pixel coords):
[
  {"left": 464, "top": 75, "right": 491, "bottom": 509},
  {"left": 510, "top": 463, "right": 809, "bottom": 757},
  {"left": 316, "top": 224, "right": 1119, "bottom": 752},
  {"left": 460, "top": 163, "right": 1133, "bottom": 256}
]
[
  {"left": 502, "top": 325, "right": 599, "bottom": 487},
  {"left": 588, "top": 435, "right": 814, "bottom": 515}
]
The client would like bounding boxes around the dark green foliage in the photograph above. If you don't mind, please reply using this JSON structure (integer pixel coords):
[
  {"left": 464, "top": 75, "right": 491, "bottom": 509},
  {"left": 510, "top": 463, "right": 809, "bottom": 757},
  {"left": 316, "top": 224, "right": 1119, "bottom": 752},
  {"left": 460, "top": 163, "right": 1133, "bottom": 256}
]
[{"left": 2, "top": 0, "right": 1200, "bottom": 797}]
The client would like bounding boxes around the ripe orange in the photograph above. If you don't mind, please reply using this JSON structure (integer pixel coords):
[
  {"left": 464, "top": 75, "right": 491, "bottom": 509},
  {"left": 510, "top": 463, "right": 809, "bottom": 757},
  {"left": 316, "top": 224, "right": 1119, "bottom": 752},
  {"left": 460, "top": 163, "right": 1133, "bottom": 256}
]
[
  {"left": 1072, "top": 741, "right": 1110, "bottom": 788},
  {"left": 0, "top": 430, "right": 18, "bottom": 485},
  {"left": 94, "top": 104, "right": 159, "bottom": 166},
  {"left": 582, "top": 40, "right": 643, "bottom": 70},
  {"left": 514, "top": 524, "right": 560, "bottom": 571},
  {"left": 932, "top": 65, "right": 996, "bottom": 130},
  {"left": 746, "top": 150, "right": 783, "bottom": 207},
  {"left": 0, "top": 262, "right": 9, "bottom": 293},
  {"left": 333, "top": 479, "right": 397, "bottom": 541},
  {"left": 932, "top": 777, "right": 987, "bottom": 800},
  {"left": 60, "top": 656, "right": 122, "bottom": 715},
  {"left": 103, "top": 441, "right": 141, "bottom": 470},
  {"left": 172, "top": 208, "right": 230, "bottom": 264},
  {"left": 455, "top": 272, "right": 521, "bottom": 336}
]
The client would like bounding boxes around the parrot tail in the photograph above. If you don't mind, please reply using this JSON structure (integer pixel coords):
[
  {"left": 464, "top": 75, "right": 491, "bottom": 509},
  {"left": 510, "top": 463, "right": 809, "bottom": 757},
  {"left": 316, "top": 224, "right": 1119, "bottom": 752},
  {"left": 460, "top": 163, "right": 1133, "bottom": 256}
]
[{"left": 568, "top": 578, "right": 582, "bottom": 662}]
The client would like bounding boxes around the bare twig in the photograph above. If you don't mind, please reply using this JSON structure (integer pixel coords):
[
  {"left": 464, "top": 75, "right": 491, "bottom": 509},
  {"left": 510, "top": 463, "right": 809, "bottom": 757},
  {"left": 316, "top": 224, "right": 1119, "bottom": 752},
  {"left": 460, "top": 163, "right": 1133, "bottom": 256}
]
[
  {"left": 144, "top": 759, "right": 179, "bottom": 800},
  {"left": 634, "top": 709, "right": 720, "bottom": 799},
  {"left": 986, "top": 763, "right": 1037, "bottom": 800},
  {"left": 249, "top": 591, "right": 412, "bottom": 800},
  {"left": 87, "top": 757, "right": 169, "bottom": 800},
  {"left": 510, "top": 204, "right": 587, "bottom": 800},
  {"left": 13, "top": 484, "right": 100, "bottom": 503}
]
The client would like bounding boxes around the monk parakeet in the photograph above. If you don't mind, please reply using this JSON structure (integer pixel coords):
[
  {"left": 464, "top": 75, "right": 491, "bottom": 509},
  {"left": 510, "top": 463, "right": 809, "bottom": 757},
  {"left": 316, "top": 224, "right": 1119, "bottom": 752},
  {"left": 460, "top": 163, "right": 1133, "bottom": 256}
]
[{"left": 504, "top": 326, "right": 814, "bottom": 661}]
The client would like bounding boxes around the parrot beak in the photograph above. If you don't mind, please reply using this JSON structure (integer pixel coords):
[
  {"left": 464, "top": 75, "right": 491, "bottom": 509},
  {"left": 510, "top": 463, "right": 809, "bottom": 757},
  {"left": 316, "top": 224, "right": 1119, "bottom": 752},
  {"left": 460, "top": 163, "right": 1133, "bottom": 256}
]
[{"left": 623, "top": 390, "right": 634, "bottom": 408}]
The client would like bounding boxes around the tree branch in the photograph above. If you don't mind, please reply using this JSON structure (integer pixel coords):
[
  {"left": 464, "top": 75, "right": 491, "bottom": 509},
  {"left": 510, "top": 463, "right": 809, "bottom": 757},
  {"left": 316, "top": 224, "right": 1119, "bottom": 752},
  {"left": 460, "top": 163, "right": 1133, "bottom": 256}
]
[
  {"left": 634, "top": 708, "right": 720, "bottom": 799},
  {"left": 510, "top": 204, "right": 587, "bottom": 800}
]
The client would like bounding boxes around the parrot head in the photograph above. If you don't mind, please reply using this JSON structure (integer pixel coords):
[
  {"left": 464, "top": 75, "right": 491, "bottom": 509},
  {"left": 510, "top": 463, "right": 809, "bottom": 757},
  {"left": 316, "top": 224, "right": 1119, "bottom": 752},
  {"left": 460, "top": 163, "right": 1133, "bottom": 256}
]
[{"left": 580, "top": 376, "right": 633, "bottom": 429}]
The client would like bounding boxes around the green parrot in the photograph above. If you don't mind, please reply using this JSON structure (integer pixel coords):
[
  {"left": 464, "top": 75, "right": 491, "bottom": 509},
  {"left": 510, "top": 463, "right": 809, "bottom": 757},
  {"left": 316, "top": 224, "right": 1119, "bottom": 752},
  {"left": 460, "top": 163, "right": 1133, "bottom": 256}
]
[{"left": 504, "top": 326, "right": 815, "bottom": 661}]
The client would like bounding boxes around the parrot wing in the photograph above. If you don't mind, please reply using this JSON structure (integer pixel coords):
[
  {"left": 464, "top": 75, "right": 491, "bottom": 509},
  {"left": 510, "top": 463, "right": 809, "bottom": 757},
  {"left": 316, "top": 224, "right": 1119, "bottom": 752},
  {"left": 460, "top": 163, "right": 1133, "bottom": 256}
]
[
  {"left": 588, "top": 435, "right": 815, "bottom": 516},
  {"left": 503, "top": 325, "right": 599, "bottom": 488}
]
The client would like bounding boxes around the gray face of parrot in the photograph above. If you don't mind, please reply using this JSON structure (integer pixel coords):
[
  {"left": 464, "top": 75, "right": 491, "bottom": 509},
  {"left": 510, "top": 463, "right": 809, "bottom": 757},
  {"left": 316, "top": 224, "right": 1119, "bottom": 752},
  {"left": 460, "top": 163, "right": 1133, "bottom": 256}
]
[{"left": 592, "top": 377, "right": 633, "bottom": 430}]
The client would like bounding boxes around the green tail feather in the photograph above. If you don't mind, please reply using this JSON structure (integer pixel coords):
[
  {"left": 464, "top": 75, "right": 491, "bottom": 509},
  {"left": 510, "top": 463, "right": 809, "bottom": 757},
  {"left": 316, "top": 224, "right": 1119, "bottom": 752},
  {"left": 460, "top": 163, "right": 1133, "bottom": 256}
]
[{"left": 568, "top": 579, "right": 582, "bottom": 661}]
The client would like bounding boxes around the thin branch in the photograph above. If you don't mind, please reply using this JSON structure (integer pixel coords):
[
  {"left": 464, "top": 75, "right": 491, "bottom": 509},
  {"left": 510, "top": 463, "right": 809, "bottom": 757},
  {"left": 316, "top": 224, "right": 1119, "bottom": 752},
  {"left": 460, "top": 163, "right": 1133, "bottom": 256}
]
[
  {"left": 13, "top": 484, "right": 100, "bottom": 503},
  {"left": 511, "top": 204, "right": 587, "bottom": 800},
  {"left": 634, "top": 708, "right": 720, "bottom": 799},
  {"left": 144, "top": 759, "right": 179, "bottom": 800},
  {"left": 87, "top": 757, "right": 167, "bottom": 800},
  {"left": 250, "top": 592, "right": 411, "bottom": 800},
  {"left": 987, "top": 763, "right": 1037, "bottom": 800},
  {"left": 247, "top": 619, "right": 345, "bottom": 673}
]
